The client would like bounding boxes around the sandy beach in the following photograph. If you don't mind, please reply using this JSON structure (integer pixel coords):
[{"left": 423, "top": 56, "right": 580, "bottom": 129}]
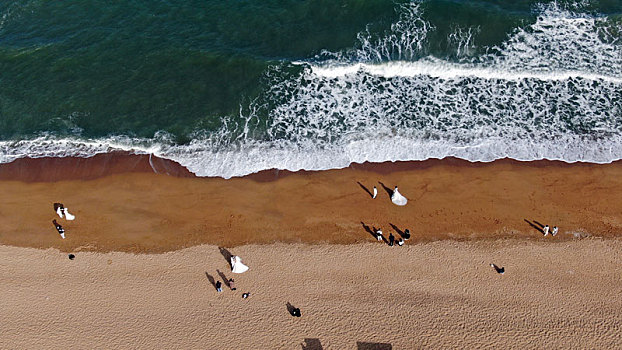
[
  {"left": 2, "top": 155, "right": 622, "bottom": 348},
  {"left": 3, "top": 1, "right": 622, "bottom": 348},
  {"left": 1, "top": 240, "right": 621, "bottom": 349}
]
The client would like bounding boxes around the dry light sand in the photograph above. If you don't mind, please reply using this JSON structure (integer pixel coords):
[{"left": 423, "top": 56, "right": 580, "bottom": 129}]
[{"left": 1, "top": 239, "right": 622, "bottom": 349}]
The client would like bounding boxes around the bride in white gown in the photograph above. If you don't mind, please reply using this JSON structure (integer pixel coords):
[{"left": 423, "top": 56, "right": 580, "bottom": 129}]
[
  {"left": 391, "top": 186, "right": 408, "bottom": 206},
  {"left": 231, "top": 256, "right": 249, "bottom": 273}
]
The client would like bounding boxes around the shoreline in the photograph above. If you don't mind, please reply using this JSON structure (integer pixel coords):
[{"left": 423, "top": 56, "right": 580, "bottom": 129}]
[
  {"left": 1, "top": 154, "right": 622, "bottom": 252},
  {"left": 1, "top": 152, "right": 620, "bottom": 183}
]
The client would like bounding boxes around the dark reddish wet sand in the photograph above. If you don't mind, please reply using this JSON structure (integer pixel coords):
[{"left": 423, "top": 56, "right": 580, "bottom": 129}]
[
  {"left": 1, "top": 153, "right": 621, "bottom": 252},
  {"left": 0, "top": 151, "right": 194, "bottom": 182}
]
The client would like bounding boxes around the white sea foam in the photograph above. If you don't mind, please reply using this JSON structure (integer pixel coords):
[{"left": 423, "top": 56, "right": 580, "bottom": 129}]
[
  {"left": 1, "top": 2, "right": 621, "bottom": 178},
  {"left": 4, "top": 129, "right": 622, "bottom": 179},
  {"left": 0, "top": 135, "right": 157, "bottom": 164},
  {"left": 301, "top": 59, "right": 622, "bottom": 82}
]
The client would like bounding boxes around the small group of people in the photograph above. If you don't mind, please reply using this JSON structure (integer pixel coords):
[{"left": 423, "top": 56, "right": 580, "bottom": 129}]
[
  {"left": 375, "top": 228, "right": 411, "bottom": 246},
  {"left": 370, "top": 185, "right": 408, "bottom": 206},
  {"left": 213, "top": 252, "right": 251, "bottom": 299},
  {"left": 216, "top": 278, "right": 236, "bottom": 292},
  {"left": 214, "top": 276, "right": 250, "bottom": 299},
  {"left": 542, "top": 225, "right": 559, "bottom": 237},
  {"left": 51, "top": 202, "right": 75, "bottom": 239},
  {"left": 54, "top": 202, "right": 75, "bottom": 220}
]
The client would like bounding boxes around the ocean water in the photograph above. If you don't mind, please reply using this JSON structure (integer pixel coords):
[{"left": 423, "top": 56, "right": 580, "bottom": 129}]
[{"left": 0, "top": 0, "right": 621, "bottom": 178}]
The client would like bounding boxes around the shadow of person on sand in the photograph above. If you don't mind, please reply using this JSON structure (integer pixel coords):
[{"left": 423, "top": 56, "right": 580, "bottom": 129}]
[
  {"left": 533, "top": 220, "right": 546, "bottom": 229},
  {"left": 377, "top": 181, "right": 393, "bottom": 199},
  {"left": 205, "top": 272, "right": 218, "bottom": 291},
  {"left": 357, "top": 181, "right": 374, "bottom": 198},
  {"left": 216, "top": 269, "right": 230, "bottom": 288},
  {"left": 389, "top": 223, "right": 405, "bottom": 238},
  {"left": 524, "top": 219, "right": 544, "bottom": 234},
  {"left": 361, "top": 222, "right": 388, "bottom": 244},
  {"left": 490, "top": 263, "right": 505, "bottom": 274},
  {"left": 219, "top": 247, "right": 233, "bottom": 268},
  {"left": 361, "top": 222, "right": 378, "bottom": 240}
]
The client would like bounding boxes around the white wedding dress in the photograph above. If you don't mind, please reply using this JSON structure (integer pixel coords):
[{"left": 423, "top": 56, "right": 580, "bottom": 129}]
[
  {"left": 231, "top": 256, "right": 249, "bottom": 273},
  {"left": 64, "top": 208, "right": 76, "bottom": 220},
  {"left": 391, "top": 187, "right": 408, "bottom": 206}
]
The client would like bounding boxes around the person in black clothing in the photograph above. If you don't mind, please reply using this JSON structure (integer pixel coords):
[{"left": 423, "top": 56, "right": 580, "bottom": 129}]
[
  {"left": 388, "top": 233, "right": 394, "bottom": 246},
  {"left": 403, "top": 229, "right": 411, "bottom": 240},
  {"left": 215, "top": 281, "right": 222, "bottom": 292},
  {"left": 292, "top": 308, "right": 301, "bottom": 317},
  {"left": 490, "top": 263, "right": 505, "bottom": 274}
]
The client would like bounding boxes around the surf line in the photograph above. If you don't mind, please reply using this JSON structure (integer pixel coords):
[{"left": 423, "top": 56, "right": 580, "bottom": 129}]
[{"left": 298, "top": 61, "right": 622, "bottom": 83}]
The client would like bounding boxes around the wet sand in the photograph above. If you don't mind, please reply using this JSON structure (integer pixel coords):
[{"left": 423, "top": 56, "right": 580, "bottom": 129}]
[
  {"left": 1, "top": 240, "right": 621, "bottom": 349},
  {"left": 1, "top": 155, "right": 622, "bottom": 252}
]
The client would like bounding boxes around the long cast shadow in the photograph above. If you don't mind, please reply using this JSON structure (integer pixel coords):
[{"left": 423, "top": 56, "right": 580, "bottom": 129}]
[
  {"left": 361, "top": 222, "right": 378, "bottom": 240},
  {"left": 533, "top": 220, "right": 545, "bottom": 229},
  {"left": 205, "top": 272, "right": 218, "bottom": 291},
  {"left": 389, "top": 223, "right": 405, "bottom": 238},
  {"left": 357, "top": 182, "right": 374, "bottom": 198},
  {"left": 361, "top": 222, "right": 387, "bottom": 244},
  {"left": 377, "top": 181, "right": 393, "bottom": 199},
  {"left": 524, "top": 219, "right": 544, "bottom": 234},
  {"left": 490, "top": 263, "right": 505, "bottom": 274},
  {"left": 216, "top": 269, "right": 230, "bottom": 288},
  {"left": 219, "top": 247, "right": 233, "bottom": 268}
]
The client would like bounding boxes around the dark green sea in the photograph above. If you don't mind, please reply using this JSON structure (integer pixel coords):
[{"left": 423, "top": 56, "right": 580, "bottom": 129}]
[{"left": 0, "top": 0, "right": 621, "bottom": 177}]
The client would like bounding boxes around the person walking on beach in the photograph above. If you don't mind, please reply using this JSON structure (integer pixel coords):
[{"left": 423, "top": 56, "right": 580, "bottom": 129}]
[
  {"left": 388, "top": 233, "right": 395, "bottom": 246},
  {"left": 543, "top": 225, "right": 550, "bottom": 236},
  {"left": 52, "top": 219, "right": 65, "bottom": 239},
  {"left": 228, "top": 278, "right": 236, "bottom": 291},
  {"left": 552, "top": 226, "right": 558, "bottom": 236},
  {"left": 372, "top": 186, "right": 378, "bottom": 199},
  {"left": 242, "top": 292, "right": 251, "bottom": 299},
  {"left": 397, "top": 238, "right": 405, "bottom": 246},
  {"left": 216, "top": 281, "right": 222, "bottom": 292},
  {"left": 376, "top": 229, "right": 383, "bottom": 241},
  {"left": 403, "top": 229, "right": 411, "bottom": 240}
]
